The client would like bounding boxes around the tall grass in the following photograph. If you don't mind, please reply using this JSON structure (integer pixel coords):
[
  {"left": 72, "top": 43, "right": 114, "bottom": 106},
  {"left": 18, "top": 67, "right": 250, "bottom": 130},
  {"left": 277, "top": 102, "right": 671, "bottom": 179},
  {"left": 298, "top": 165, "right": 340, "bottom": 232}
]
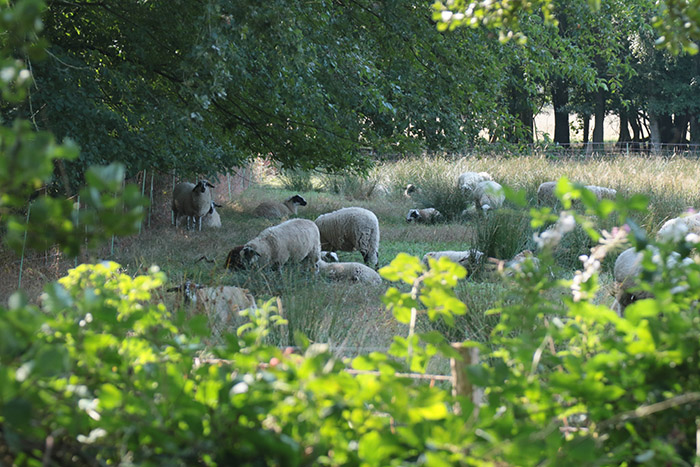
[{"left": 9, "top": 151, "right": 700, "bottom": 360}]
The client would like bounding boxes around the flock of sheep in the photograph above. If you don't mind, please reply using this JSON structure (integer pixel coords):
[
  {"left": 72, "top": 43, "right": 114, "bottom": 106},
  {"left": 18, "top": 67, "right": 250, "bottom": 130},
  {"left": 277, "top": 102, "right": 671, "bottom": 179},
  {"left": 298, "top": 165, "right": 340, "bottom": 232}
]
[{"left": 170, "top": 171, "right": 698, "bottom": 327}]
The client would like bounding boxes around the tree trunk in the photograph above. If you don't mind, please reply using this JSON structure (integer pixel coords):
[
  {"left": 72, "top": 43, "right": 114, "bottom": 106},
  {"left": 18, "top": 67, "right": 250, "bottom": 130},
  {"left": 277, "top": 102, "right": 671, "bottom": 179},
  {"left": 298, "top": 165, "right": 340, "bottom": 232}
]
[
  {"left": 649, "top": 112, "right": 661, "bottom": 154},
  {"left": 690, "top": 114, "right": 700, "bottom": 144},
  {"left": 582, "top": 114, "right": 590, "bottom": 144},
  {"left": 629, "top": 112, "right": 641, "bottom": 142},
  {"left": 592, "top": 88, "right": 605, "bottom": 150},
  {"left": 552, "top": 80, "right": 570, "bottom": 147},
  {"left": 617, "top": 109, "right": 631, "bottom": 145}
]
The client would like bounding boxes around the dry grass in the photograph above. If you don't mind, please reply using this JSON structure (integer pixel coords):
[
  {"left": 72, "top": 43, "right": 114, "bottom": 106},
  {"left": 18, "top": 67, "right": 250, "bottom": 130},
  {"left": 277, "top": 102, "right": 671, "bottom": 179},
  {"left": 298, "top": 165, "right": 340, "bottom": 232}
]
[{"left": 5, "top": 152, "right": 699, "bottom": 356}]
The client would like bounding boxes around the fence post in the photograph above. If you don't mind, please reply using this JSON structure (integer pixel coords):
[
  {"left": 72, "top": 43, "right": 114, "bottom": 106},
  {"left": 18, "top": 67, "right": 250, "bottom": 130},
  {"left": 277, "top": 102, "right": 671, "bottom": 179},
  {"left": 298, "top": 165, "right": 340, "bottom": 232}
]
[
  {"left": 139, "top": 170, "right": 146, "bottom": 235},
  {"left": 75, "top": 196, "right": 80, "bottom": 268},
  {"left": 18, "top": 203, "right": 31, "bottom": 289},
  {"left": 148, "top": 170, "right": 154, "bottom": 228},
  {"left": 450, "top": 343, "right": 481, "bottom": 414}
]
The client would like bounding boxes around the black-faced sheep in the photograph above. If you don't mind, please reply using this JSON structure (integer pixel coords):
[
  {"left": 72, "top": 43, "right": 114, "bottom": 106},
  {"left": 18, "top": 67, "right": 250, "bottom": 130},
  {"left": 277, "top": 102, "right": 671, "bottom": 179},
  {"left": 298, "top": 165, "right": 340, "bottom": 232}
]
[
  {"left": 474, "top": 180, "right": 505, "bottom": 212},
  {"left": 254, "top": 194, "right": 307, "bottom": 219},
  {"left": 317, "top": 260, "right": 382, "bottom": 285},
  {"left": 240, "top": 218, "right": 321, "bottom": 270},
  {"left": 224, "top": 245, "right": 245, "bottom": 270},
  {"left": 406, "top": 208, "right": 443, "bottom": 224},
  {"left": 172, "top": 180, "right": 215, "bottom": 230},
  {"left": 202, "top": 202, "right": 222, "bottom": 228},
  {"left": 314, "top": 207, "right": 380, "bottom": 269}
]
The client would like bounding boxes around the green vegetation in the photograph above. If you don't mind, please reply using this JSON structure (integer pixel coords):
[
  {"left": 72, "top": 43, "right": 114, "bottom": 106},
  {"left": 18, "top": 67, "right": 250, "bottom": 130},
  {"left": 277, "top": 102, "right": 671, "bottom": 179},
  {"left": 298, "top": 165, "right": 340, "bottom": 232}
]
[{"left": 4, "top": 0, "right": 700, "bottom": 465}]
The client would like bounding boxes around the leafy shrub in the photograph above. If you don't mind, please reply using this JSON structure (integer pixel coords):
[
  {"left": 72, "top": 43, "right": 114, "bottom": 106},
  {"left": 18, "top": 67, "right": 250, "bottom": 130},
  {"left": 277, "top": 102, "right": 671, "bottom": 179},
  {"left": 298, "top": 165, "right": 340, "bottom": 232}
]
[{"left": 278, "top": 168, "right": 315, "bottom": 192}]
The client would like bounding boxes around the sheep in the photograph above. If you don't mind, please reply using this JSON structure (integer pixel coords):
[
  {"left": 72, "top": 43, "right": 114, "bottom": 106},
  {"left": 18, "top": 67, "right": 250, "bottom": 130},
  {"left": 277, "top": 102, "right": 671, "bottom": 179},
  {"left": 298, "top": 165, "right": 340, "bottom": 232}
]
[
  {"left": 656, "top": 212, "right": 700, "bottom": 243},
  {"left": 321, "top": 251, "right": 340, "bottom": 262},
  {"left": 458, "top": 172, "right": 493, "bottom": 197},
  {"left": 317, "top": 260, "right": 382, "bottom": 285},
  {"left": 537, "top": 181, "right": 559, "bottom": 206},
  {"left": 224, "top": 245, "right": 245, "bottom": 270},
  {"left": 202, "top": 202, "right": 222, "bottom": 228},
  {"left": 584, "top": 185, "right": 617, "bottom": 201},
  {"left": 406, "top": 208, "right": 443, "bottom": 224},
  {"left": 253, "top": 194, "right": 307, "bottom": 219},
  {"left": 537, "top": 182, "right": 616, "bottom": 207},
  {"left": 474, "top": 180, "right": 505, "bottom": 212},
  {"left": 404, "top": 183, "right": 419, "bottom": 198},
  {"left": 193, "top": 285, "right": 256, "bottom": 340},
  {"left": 422, "top": 249, "right": 485, "bottom": 274},
  {"left": 314, "top": 207, "right": 380, "bottom": 269},
  {"left": 240, "top": 218, "right": 321, "bottom": 270},
  {"left": 172, "top": 180, "right": 215, "bottom": 230},
  {"left": 612, "top": 246, "right": 694, "bottom": 314}
]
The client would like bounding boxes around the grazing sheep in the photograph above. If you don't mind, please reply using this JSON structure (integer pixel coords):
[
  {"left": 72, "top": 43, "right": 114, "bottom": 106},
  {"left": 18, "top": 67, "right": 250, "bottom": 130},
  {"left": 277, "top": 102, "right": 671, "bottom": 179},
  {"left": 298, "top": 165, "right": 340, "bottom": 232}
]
[
  {"left": 458, "top": 172, "right": 493, "bottom": 197},
  {"left": 224, "top": 245, "right": 245, "bottom": 270},
  {"left": 612, "top": 247, "right": 651, "bottom": 313},
  {"left": 254, "top": 194, "right": 307, "bottom": 219},
  {"left": 194, "top": 286, "right": 256, "bottom": 340},
  {"left": 317, "top": 260, "right": 382, "bottom": 285},
  {"left": 474, "top": 180, "right": 505, "bottom": 212},
  {"left": 656, "top": 212, "right": 700, "bottom": 243},
  {"left": 406, "top": 208, "right": 443, "bottom": 224},
  {"left": 537, "top": 181, "right": 559, "bottom": 206},
  {"left": 314, "top": 207, "right": 380, "bottom": 268},
  {"left": 240, "top": 218, "right": 321, "bottom": 270},
  {"left": 422, "top": 249, "right": 485, "bottom": 274},
  {"left": 612, "top": 246, "right": 694, "bottom": 314},
  {"left": 172, "top": 180, "right": 215, "bottom": 230},
  {"left": 584, "top": 185, "right": 617, "bottom": 201}
]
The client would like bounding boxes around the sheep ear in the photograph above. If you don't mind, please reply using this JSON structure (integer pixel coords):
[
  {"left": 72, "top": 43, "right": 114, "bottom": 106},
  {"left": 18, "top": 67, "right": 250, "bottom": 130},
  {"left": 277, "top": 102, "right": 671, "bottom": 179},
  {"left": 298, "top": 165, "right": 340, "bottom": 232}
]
[{"left": 206, "top": 181, "right": 215, "bottom": 188}]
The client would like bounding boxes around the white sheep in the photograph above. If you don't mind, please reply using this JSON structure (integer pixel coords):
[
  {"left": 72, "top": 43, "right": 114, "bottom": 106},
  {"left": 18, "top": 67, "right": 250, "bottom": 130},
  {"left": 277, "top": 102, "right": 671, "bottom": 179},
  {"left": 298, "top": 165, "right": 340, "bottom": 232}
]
[
  {"left": 584, "top": 185, "right": 617, "bottom": 201},
  {"left": 422, "top": 249, "right": 485, "bottom": 273},
  {"left": 612, "top": 246, "right": 694, "bottom": 314},
  {"left": 404, "top": 183, "right": 419, "bottom": 198},
  {"left": 656, "top": 212, "right": 700, "bottom": 243},
  {"left": 406, "top": 208, "right": 443, "bottom": 224},
  {"left": 240, "top": 218, "right": 321, "bottom": 270},
  {"left": 254, "top": 194, "right": 307, "bottom": 219},
  {"left": 317, "top": 260, "right": 382, "bottom": 285},
  {"left": 458, "top": 172, "right": 493, "bottom": 197},
  {"left": 537, "top": 181, "right": 558, "bottom": 206},
  {"left": 321, "top": 251, "right": 340, "bottom": 262},
  {"left": 202, "top": 202, "right": 222, "bottom": 228},
  {"left": 314, "top": 207, "right": 380, "bottom": 268},
  {"left": 193, "top": 286, "right": 256, "bottom": 340},
  {"left": 474, "top": 180, "right": 505, "bottom": 212},
  {"left": 172, "top": 180, "right": 215, "bottom": 230}
]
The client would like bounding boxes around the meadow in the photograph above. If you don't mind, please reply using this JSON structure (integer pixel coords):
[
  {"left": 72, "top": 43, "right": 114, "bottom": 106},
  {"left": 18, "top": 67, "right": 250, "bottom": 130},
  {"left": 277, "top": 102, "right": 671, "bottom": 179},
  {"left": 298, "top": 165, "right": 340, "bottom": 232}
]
[{"left": 5, "top": 152, "right": 700, "bottom": 368}]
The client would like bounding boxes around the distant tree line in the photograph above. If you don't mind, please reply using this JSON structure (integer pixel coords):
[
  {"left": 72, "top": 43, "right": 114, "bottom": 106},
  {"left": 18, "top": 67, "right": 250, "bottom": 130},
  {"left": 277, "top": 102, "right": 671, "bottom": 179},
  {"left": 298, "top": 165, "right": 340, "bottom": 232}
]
[{"left": 3, "top": 0, "right": 700, "bottom": 191}]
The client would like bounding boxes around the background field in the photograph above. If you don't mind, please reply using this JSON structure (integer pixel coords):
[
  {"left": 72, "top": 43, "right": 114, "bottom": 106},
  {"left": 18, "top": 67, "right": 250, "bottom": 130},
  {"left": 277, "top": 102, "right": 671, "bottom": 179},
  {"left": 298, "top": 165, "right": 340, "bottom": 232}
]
[{"left": 5, "top": 153, "right": 700, "bottom": 371}]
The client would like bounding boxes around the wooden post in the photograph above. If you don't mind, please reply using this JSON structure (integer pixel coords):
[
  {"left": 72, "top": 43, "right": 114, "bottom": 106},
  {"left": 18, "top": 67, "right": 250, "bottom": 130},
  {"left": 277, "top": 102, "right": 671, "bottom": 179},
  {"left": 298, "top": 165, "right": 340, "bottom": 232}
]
[{"left": 450, "top": 343, "right": 481, "bottom": 414}]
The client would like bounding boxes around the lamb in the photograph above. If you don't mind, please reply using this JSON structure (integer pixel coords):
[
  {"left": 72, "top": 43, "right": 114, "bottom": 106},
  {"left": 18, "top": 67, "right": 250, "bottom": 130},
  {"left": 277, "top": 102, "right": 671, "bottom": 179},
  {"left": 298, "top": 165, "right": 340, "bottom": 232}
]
[
  {"left": 172, "top": 180, "right": 215, "bottom": 230},
  {"left": 314, "top": 207, "right": 380, "bottom": 268},
  {"left": 406, "top": 208, "right": 443, "bottom": 224},
  {"left": 202, "top": 202, "right": 222, "bottom": 228},
  {"left": 474, "top": 180, "right": 505, "bottom": 212},
  {"left": 404, "top": 183, "right": 419, "bottom": 198},
  {"left": 317, "top": 260, "right": 382, "bottom": 285},
  {"left": 253, "top": 194, "right": 307, "bottom": 219},
  {"left": 240, "top": 218, "right": 321, "bottom": 270},
  {"left": 656, "top": 212, "right": 700, "bottom": 243},
  {"left": 422, "top": 249, "right": 485, "bottom": 274},
  {"left": 458, "top": 172, "right": 493, "bottom": 197}
]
